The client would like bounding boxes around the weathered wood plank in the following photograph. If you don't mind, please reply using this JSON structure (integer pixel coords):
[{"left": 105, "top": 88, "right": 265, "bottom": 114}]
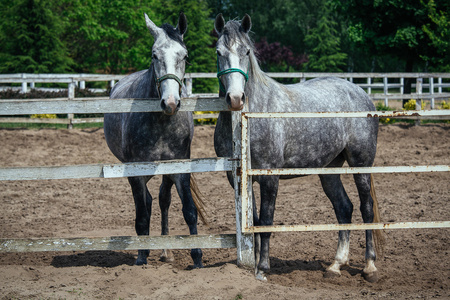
[
  {"left": 244, "top": 221, "right": 450, "bottom": 233},
  {"left": 0, "top": 165, "right": 104, "bottom": 180},
  {"left": 103, "top": 158, "right": 233, "bottom": 178},
  {"left": 0, "top": 97, "right": 228, "bottom": 115},
  {"left": 0, "top": 158, "right": 233, "bottom": 181},
  {"left": 0, "top": 234, "right": 237, "bottom": 252}
]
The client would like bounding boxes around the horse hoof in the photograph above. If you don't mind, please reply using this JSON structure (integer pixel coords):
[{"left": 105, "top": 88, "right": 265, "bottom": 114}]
[
  {"left": 255, "top": 270, "right": 267, "bottom": 281},
  {"left": 135, "top": 257, "right": 147, "bottom": 265},
  {"left": 193, "top": 262, "right": 203, "bottom": 269},
  {"left": 323, "top": 269, "right": 341, "bottom": 279},
  {"left": 160, "top": 250, "right": 174, "bottom": 263},
  {"left": 362, "top": 270, "right": 379, "bottom": 283},
  {"left": 160, "top": 256, "right": 174, "bottom": 263}
]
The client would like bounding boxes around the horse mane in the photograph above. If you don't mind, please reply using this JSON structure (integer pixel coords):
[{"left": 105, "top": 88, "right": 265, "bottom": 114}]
[
  {"left": 220, "top": 19, "right": 295, "bottom": 94},
  {"left": 161, "top": 23, "right": 186, "bottom": 49}
]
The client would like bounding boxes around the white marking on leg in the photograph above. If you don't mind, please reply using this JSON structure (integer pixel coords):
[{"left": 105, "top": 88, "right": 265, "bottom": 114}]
[
  {"left": 363, "top": 259, "right": 377, "bottom": 274},
  {"left": 326, "top": 237, "right": 349, "bottom": 275}
]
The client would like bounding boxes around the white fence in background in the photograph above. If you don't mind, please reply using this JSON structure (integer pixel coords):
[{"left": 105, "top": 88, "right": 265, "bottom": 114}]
[{"left": 0, "top": 72, "right": 449, "bottom": 127}]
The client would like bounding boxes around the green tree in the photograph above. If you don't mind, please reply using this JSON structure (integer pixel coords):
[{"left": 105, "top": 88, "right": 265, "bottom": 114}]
[
  {"left": 0, "top": 0, "right": 73, "bottom": 73},
  {"left": 62, "top": 0, "right": 216, "bottom": 92},
  {"left": 422, "top": 0, "right": 450, "bottom": 72},
  {"left": 150, "top": 0, "right": 217, "bottom": 92},
  {"left": 207, "top": 0, "right": 325, "bottom": 71},
  {"left": 304, "top": 4, "right": 347, "bottom": 72},
  {"left": 63, "top": 0, "right": 154, "bottom": 74},
  {"left": 334, "top": 0, "right": 448, "bottom": 72}
]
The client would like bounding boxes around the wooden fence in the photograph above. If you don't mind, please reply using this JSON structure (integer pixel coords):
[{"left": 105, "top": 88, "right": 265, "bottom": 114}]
[
  {"left": 1, "top": 72, "right": 449, "bottom": 127},
  {"left": 1, "top": 94, "right": 450, "bottom": 269},
  {"left": 0, "top": 96, "right": 246, "bottom": 260}
]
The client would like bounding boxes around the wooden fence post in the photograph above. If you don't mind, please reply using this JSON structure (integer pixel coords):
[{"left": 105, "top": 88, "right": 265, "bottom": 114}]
[
  {"left": 67, "top": 82, "right": 75, "bottom": 129},
  {"left": 429, "top": 77, "right": 434, "bottom": 109},
  {"left": 21, "top": 73, "right": 27, "bottom": 93},
  {"left": 383, "top": 77, "right": 388, "bottom": 107},
  {"left": 400, "top": 77, "right": 404, "bottom": 95},
  {"left": 415, "top": 78, "right": 423, "bottom": 126},
  {"left": 186, "top": 78, "right": 193, "bottom": 96},
  {"left": 232, "top": 109, "right": 255, "bottom": 269}
]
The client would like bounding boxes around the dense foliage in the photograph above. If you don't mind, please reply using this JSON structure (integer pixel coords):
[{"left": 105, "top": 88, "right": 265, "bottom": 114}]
[{"left": 0, "top": 0, "right": 449, "bottom": 84}]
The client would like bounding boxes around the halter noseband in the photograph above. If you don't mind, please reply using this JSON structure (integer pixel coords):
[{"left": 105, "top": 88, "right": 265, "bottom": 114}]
[
  {"left": 153, "top": 64, "right": 183, "bottom": 98},
  {"left": 216, "top": 57, "right": 249, "bottom": 93}
]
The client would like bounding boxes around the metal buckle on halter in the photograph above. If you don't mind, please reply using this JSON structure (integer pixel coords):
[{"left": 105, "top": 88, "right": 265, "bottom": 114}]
[{"left": 155, "top": 74, "right": 183, "bottom": 98}]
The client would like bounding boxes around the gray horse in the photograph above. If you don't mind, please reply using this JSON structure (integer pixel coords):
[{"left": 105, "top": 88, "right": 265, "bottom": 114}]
[
  {"left": 104, "top": 12, "right": 205, "bottom": 268},
  {"left": 214, "top": 14, "right": 383, "bottom": 282}
]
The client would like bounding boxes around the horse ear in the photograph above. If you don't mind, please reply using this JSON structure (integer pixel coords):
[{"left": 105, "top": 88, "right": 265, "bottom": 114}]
[
  {"left": 214, "top": 13, "right": 225, "bottom": 35},
  {"left": 177, "top": 12, "right": 188, "bottom": 37},
  {"left": 144, "top": 13, "right": 162, "bottom": 38},
  {"left": 240, "top": 14, "right": 251, "bottom": 34}
]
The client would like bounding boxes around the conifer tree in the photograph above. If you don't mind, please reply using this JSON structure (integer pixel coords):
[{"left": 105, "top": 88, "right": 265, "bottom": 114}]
[
  {"left": 0, "top": 0, "right": 73, "bottom": 73},
  {"left": 304, "top": 5, "right": 347, "bottom": 72}
]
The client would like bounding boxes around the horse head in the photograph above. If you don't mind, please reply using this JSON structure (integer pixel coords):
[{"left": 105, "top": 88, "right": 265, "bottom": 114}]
[
  {"left": 145, "top": 12, "right": 188, "bottom": 115},
  {"left": 214, "top": 14, "right": 253, "bottom": 111}
]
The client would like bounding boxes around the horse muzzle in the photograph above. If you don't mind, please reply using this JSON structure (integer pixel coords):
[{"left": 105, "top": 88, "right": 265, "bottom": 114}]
[
  {"left": 161, "top": 94, "right": 181, "bottom": 115},
  {"left": 226, "top": 92, "right": 246, "bottom": 111}
]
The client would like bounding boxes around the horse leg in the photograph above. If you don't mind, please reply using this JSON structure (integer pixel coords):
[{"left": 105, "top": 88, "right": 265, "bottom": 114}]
[
  {"left": 128, "top": 176, "right": 152, "bottom": 265},
  {"left": 319, "top": 174, "right": 353, "bottom": 278},
  {"left": 159, "top": 175, "right": 174, "bottom": 262},
  {"left": 171, "top": 173, "right": 203, "bottom": 268},
  {"left": 354, "top": 173, "right": 379, "bottom": 282},
  {"left": 253, "top": 191, "right": 261, "bottom": 269},
  {"left": 256, "top": 175, "right": 279, "bottom": 281}
]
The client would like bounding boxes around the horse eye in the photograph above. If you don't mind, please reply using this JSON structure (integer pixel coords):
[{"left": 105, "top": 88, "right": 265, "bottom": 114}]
[
  {"left": 216, "top": 50, "right": 222, "bottom": 57},
  {"left": 152, "top": 54, "right": 158, "bottom": 60},
  {"left": 246, "top": 49, "right": 250, "bottom": 56},
  {"left": 184, "top": 55, "right": 188, "bottom": 60}
]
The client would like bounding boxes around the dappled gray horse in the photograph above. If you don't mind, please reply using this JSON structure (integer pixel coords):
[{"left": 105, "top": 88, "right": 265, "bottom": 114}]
[
  {"left": 104, "top": 13, "right": 204, "bottom": 268},
  {"left": 214, "top": 14, "right": 383, "bottom": 282}
]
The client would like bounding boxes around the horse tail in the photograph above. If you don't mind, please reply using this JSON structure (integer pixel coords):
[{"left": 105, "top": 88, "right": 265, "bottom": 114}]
[
  {"left": 190, "top": 174, "right": 208, "bottom": 225},
  {"left": 370, "top": 174, "right": 385, "bottom": 256}
]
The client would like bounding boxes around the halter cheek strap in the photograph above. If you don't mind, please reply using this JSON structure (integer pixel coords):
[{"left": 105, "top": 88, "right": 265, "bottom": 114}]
[{"left": 216, "top": 57, "right": 249, "bottom": 93}]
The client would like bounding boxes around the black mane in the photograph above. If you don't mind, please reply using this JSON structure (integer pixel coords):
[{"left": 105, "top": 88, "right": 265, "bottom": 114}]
[{"left": 161, "top": 23, "right": 186, "bottom": 49}]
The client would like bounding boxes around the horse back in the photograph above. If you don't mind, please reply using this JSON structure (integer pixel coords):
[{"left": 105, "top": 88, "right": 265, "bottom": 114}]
[{"left": 248, "top": 76, "right": 378, "bottom": 169}]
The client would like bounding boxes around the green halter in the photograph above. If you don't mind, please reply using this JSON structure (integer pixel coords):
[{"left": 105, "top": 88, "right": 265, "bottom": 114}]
[
  {"left": 155, "top": 73, "right": 183, "bottom": 97},
  {"left": 216, "top": 56, "right": 249, "bottom": 93}
]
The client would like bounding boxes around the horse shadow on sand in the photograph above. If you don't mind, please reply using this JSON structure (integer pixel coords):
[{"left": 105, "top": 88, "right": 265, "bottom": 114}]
[{"left": 51, "top": 251, "right": 135, "bottom": 268}]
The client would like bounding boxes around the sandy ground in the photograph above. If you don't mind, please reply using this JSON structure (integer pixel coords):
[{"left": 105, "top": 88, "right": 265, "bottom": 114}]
[{"left": 0, "top": 123, "right": 449, "bottom": 299}]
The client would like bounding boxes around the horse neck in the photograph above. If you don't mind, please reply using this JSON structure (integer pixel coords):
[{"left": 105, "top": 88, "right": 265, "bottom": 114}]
[{"left": 245, "top": 59, "right": 284, "bottom": 112}]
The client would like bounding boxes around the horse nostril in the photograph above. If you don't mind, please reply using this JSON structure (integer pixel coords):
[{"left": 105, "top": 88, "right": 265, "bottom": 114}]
[
  {"left": 177, "top": 101, "right": 181, "bottom": 108},
  {"left": 241, "top": 93, "right": 246, "bottom": 104},
  {"left": 160, "top": 100, "right": 166, "bottom": 111},
  {"left": 225, "top": 93, "right": 232, "bottom": 106}
]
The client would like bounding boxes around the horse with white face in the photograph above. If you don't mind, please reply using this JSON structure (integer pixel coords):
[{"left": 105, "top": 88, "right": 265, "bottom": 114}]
[
  {"left": 104, "top": 12, "right": 205, "bottom": 268},
  {"left": 213, "top": 14, "right": 383, "bottom": 282}
]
